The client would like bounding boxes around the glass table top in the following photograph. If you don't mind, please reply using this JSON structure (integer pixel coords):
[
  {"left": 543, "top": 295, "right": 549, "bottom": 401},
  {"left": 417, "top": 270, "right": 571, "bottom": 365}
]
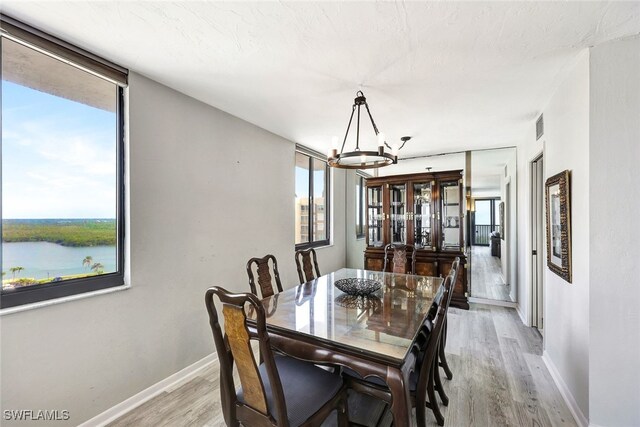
[{"left": 249, "top": 268, "right": 444, "bottom": 362}]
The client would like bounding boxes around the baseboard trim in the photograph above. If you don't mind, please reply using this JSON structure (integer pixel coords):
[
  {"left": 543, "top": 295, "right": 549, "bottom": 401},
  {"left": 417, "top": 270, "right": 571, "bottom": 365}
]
[
  {"left": 468, "top": 296, "right": 517, "bottom": 308},
  {"left": 516, "top": 304, "right": 529, "bottom": 326},
  {"left": 78, "top": 352, "right": 218, "bottom": 427},
  {"left": 541, "top": 351, "right": 588, "bottom": 427}
]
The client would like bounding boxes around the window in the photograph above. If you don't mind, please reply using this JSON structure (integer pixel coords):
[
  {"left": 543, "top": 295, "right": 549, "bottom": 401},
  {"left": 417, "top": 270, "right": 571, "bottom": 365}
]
[
  {"left": 355, "top": 174, "right": 366, "bottom": 238},
  {"left": 295, "top": 149, "right": 330, "bottom": 248},
  {"left": 1, "top": 17, "right": 127, "bottom": 309}
]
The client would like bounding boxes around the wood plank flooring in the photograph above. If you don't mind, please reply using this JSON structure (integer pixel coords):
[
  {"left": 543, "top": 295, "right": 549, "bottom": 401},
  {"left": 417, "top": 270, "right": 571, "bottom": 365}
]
[
  {"left": 108, "top": 305, "right": 575, "bottom": 427},
  {"left": 470, "top": 246, "right": 513, "bottom": 302}
]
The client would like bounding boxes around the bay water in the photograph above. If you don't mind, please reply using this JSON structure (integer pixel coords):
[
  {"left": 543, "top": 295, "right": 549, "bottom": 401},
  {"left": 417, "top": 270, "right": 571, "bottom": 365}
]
[{"left": 2, "top": 242, "right": 117, "bottom": 280}]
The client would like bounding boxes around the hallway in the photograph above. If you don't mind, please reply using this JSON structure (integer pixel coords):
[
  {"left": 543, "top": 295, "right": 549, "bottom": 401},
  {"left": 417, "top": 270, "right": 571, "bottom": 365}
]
[{"left": 471, "top": 245, "right": 513, "bottom": 302}]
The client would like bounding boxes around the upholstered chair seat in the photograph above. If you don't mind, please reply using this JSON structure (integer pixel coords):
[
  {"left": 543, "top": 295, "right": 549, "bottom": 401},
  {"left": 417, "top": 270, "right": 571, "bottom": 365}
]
[{"left": 238, "top": 355, "right": 344, "bottom": 427}]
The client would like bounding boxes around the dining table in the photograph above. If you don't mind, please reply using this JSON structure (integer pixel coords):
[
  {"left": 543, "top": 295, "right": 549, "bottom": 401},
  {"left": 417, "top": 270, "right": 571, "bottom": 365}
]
[{"left": 246, "top": 267, "right": 444, "bottom": 427}]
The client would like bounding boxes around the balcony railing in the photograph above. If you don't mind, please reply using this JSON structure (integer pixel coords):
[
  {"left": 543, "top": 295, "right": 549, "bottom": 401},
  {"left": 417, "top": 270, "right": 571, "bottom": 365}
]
[{"left": 474, "top": 225, "right": 492, "bottom": 245}]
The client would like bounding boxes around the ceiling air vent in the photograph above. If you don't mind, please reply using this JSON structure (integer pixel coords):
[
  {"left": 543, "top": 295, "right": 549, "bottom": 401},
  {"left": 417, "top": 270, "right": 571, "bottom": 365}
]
[{"left": 536, "top": 114, "right": 544, "bottom": 140}]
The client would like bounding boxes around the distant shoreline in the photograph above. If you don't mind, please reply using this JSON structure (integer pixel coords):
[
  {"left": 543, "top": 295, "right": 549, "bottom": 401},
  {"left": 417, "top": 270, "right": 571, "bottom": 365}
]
[
  {"left": 2, "top": 272, "right": 102, "bottom": 289},
  {"left": 2, "top": 218, "right": 116, "bottom": 247}
]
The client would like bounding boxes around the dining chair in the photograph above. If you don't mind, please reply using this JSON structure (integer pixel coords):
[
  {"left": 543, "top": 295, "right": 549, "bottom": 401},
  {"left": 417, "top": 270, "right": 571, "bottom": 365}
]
[
  {"left": 205, "top": 286, "right": 349, "bottom": 427},
  {"left": 438, "top": 257, "right": 460, "bottom": 382},
  {"left": 294, "top": 248, "right": 320, "bottom": 284},
  {"left": 343, "top": 273, "right": 454, "bottom": 426},
  {"left": 247, "top": 255, "right": 283, "bottom": 299},
  {"left": 383, "top": 244, "right": 416, "bottom": 274}
]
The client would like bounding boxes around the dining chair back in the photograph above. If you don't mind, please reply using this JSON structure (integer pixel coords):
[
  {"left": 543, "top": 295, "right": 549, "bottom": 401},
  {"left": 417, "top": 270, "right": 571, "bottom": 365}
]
[
  {"left": 438, "top": 256, "right": 461, "bottom": 382},
  {"left": 205, "top": 286, "right": 348, "bottom": 427},
  {"left": 294, "top": 248, "right": 321, "bottom": 284},
  {"left": 414, "top": 274, "right": 452, "bottom": 427},
  {"left": 383, "top": 244, "right": 416, "bottom": 274},
  {"left": 343, "top": 273, "right": 453, "bottom": 427},
  {"left": 247, "top": 254, "right": 283, "bottom": 299}
]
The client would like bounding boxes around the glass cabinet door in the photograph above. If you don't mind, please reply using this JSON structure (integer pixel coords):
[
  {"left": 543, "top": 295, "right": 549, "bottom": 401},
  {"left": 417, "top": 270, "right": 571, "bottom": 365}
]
[
  {"left": 413, "top": 181, "right": 434, "bottom": 250},
  {"left": 440, "top": 180, "right": 462, "bottom": 251},
  {"left": 389, "top": 184, "right": 407, "bottom": 244},
  {"left": 367, "top": 186, "right": 384, "bottom": 247}
]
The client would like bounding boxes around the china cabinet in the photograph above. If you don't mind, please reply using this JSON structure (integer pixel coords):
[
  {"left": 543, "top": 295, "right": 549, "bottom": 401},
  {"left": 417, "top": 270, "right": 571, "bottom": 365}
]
[{"left": 364, "top": 170, "right": 469, "bottom": 309}]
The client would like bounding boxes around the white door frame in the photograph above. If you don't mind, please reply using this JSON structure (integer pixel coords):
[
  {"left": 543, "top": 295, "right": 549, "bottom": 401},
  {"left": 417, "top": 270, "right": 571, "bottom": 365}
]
[{"left": 530, "top": 152, "right": 544, "bottom": 333}]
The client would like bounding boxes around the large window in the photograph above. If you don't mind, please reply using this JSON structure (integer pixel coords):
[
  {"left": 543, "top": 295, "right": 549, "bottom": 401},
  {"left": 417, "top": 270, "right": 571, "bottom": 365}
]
[
  {"left": 1, "top": 17, "right": 127, "bottom": 308},
  {"left": 295, "top": 149, "right": 330, "bottom": 248},
  {"left": 355, "top": 174, "right": 366, "bottom": 238}
]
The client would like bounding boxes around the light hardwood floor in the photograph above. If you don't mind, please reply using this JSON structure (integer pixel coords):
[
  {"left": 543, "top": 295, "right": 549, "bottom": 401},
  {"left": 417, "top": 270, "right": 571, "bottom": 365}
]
[
  {"left": 108, "top": 305, "right": 575, "bottom": 427},
  {"left": 470, "top": 246, "right": 513, "bottom": 302}
]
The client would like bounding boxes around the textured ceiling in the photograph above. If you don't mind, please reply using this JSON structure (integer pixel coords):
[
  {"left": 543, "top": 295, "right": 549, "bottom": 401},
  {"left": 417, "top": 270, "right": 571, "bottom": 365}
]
[{"left": 3, "top": 1, "right": 640, "bottom": 157}]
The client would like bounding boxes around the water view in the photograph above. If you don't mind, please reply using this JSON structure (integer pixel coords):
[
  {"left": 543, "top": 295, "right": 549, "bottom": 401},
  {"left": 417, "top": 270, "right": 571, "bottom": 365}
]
[
  {"left": 3, "top": 241, "right": 117, "bottom": 280},
  {"left": 2, "top": 219, "right": 117, "bottom": 287},
  {"left": 2, "top": 64, "right": 119, "bottom": 294}
]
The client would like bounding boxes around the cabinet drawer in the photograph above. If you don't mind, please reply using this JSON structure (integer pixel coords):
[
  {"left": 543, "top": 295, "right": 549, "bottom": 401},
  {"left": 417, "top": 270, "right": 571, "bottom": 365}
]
[
  {"left": 415, "top": 259, "right": 438, "bottom": 277},
  {"left": 365, "top": 257, "right": 384, "bottom": 272}
]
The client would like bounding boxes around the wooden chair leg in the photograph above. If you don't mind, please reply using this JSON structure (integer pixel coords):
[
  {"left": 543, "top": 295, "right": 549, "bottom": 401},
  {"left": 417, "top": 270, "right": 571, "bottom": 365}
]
[
  {"left": 426, "top": 361, "right": 445, "bottom": 426},
  {"left": 433, "top": 344, "right": 449, "bottom": 406},
  {"left": 439, "top": 319, "right": 453, "bottom": 380}
]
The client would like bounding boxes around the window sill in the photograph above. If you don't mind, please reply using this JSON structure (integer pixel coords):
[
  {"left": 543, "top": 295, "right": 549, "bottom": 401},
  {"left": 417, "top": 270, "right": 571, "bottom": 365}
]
[
  {"left": 295, "top": 240, "right": 332, "bottom": 251},
  {"left": 313, "top": 243, "right": 334, "bottom": 250},
  {"left": 0, "top": 284, "right": 130, "bottom": 316}
]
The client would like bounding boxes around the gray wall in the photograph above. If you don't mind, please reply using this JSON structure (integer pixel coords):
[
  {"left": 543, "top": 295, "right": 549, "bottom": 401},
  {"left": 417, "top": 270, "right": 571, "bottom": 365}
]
[{"left": 0, "top": 72, "right": 347, "bottom": 426}]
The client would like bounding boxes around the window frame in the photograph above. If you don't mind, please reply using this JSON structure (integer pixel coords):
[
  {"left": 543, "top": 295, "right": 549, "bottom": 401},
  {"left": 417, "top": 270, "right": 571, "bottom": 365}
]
[
  {"left": 355, "top": 173, "right": 367, "bottom": 239},
  {"left": 295, "top": 147, "right": 331, "bottom": 250},
  {"left": 0, "top": 16, "right": 127, "bottom": 309}
]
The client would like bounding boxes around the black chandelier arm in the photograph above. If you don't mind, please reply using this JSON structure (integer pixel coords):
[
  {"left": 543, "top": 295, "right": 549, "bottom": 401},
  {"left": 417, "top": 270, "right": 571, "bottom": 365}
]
[
  {"left": 340, "top": 104, "right": 357, "bottom": 154},
  {"left": 363, "top": 100, "right": 381, "bottom": 136},
  {"left": 356, "top": 103, "right": 361, "bottom": 150},
  {"left": 384, "top": 137, "right": 410, "bottom": 151}
]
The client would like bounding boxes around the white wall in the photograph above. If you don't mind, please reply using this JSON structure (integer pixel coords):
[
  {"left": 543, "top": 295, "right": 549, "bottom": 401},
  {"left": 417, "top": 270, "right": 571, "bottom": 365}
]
[
  {"left": 0, "top": 72, "right": 347, "bottom": 426},
  {"left": 345, "top": 171, "right": 366, "bottom": 269},
  {"left": 588, "top": 36, "right": 640, "bottom": 427},
  {"left": 543, "top": 51, "right": 591, "bottom": 419},
  {"left": 527, "top": 51, "right": 592, "bottom": 419}
]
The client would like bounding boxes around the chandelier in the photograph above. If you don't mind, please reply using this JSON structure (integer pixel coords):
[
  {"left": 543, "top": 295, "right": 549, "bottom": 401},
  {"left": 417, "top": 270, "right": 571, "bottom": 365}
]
[{"left": 327, "top": 91, "right": 409, "bottom": 169}]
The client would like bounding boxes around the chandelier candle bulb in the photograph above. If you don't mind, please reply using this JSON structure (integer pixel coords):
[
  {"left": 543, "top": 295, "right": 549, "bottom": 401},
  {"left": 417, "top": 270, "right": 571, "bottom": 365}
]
[{"left": 377, "top": 132, "right": 386, "bottom": 147}]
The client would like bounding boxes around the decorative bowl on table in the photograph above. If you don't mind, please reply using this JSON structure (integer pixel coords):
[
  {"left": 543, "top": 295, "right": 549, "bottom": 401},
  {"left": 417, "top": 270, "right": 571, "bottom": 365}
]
[
  {"left": 334, "top": 294, "right": 382, "bottom": 310},
  {"left": 334, "top": 278, "right": 381, "bottom": 296}
]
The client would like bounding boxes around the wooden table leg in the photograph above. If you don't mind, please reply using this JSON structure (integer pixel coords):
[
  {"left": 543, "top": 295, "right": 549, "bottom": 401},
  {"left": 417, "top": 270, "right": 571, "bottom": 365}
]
[{"left": 386, "top": 366, "right": 412, "bottom": 427}]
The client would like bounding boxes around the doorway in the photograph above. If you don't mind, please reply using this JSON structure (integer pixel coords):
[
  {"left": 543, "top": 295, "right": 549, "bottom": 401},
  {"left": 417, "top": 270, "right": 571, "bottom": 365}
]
[
  {"left": 470, "top": 196, "right": 509, "bottom": 301},
  {"left": 530, "top": 154, "right": 544, "bottom": 333},
  {"left": 468, "top": 147, "right": 516, "bottom": 303}
]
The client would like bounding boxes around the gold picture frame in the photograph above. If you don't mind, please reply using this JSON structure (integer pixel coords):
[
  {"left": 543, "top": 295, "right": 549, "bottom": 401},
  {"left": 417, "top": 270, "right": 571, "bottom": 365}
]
[{"left": 545, "top": 170, "right": 572, "bottom": 283}]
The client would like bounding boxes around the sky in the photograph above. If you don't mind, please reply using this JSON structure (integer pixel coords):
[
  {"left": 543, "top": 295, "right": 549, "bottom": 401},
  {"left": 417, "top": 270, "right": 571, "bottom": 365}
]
[
  {"left": 2, "top": 80, "right": 117, "bottom": 219},
  {"left": 295, "top": 167, "right": 326, "bottom": 199}
]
